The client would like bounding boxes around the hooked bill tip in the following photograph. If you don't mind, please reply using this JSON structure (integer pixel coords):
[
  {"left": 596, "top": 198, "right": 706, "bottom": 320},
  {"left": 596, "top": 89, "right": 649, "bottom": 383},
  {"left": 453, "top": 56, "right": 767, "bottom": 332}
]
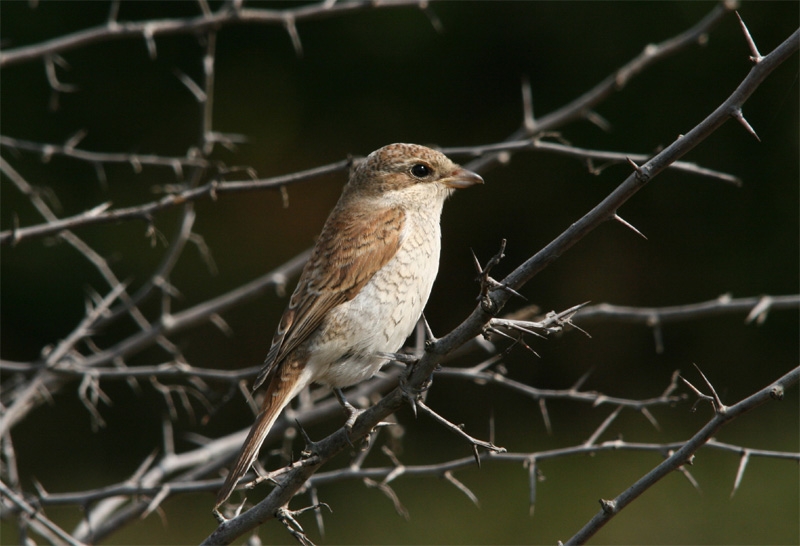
[{"left": 444, "top": 168, "right": 484, "bottom": 189}]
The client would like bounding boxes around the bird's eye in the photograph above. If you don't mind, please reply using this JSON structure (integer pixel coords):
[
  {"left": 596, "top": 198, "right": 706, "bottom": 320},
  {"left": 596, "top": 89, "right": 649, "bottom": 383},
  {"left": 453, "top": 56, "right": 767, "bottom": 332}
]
[{"left": 410, "top": 164, "right": 432, "bottom": 178}]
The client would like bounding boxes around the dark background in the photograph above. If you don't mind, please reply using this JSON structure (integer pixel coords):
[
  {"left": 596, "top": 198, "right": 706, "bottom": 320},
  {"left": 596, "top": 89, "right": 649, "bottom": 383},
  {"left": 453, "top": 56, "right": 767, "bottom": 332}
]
[{"left": 1, "top": 1, "right": 798, "bottom": 544}]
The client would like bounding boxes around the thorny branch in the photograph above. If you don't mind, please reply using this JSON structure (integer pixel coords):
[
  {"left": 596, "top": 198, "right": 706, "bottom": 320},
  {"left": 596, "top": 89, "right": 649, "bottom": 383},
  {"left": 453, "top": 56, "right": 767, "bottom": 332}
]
[
  {"left": 0, "top": 138, "right": 742, "bottom": 247},
  {"left": 564, "top": 365, "right": 800, "bottom": 545},
  {"left": 201, "top": 14, "right": 799, "bottom": 546},
  {"left": 1, "top": 2, "right": 797, "bottom": 545},
  {"left": 0, "top": 2, "right": 742, "bottom": 247},
  {"left": 0, "top": 0, "right": 430, "bottom": 68}
]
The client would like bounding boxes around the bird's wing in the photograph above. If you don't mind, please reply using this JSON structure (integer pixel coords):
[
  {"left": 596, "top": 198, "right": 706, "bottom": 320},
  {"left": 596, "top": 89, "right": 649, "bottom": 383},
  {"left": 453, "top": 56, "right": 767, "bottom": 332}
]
[{"left": 252, "top": 205, "right": 405, "bottom": 389}]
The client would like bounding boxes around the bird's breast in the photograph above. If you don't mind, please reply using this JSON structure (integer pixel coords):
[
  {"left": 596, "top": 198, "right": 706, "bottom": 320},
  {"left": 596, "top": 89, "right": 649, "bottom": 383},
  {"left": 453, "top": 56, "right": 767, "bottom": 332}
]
[{"left": 308, "top": 211, "right": 442, "bottom": 387}]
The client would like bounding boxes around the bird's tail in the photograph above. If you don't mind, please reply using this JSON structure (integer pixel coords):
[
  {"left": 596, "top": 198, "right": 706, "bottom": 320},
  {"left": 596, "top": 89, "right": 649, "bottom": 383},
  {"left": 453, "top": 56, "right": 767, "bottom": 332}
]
[{"left": 215, "top": 362, "right": 307, "bottom": 510}]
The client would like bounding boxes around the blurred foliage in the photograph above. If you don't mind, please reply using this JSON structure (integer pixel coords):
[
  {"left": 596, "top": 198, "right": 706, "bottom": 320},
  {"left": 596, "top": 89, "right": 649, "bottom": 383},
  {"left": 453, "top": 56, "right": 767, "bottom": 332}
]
[{"left": 1, "top": 1, "right": 798, "bottom": 544}]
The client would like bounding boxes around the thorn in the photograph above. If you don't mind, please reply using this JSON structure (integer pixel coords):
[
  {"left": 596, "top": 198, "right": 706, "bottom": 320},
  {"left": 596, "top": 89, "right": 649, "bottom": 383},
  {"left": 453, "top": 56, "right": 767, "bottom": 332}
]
[
  {"left": 572, "top": 367, "right": 594, "bottom": 391},
  {"left": 586, "top": 110, "right": 612, "bottom": 132},
  {"left": 599, "top": 499, "right": 616, "bottom": 514},
  {"left": 649, "top": 316, "right": 665, "bottom": 354},
  {"left": 470, "top": 247, "right": 483, "bottom": 275},
  {"left": 32, "top": 477, "right": 48, "bottom": 497},
  {"left": 584, "top": 405, "right": 623, "bottom": 446},
  {"left": 64, "top": 128, "right": 88, "bottom": 149},
  {"left": 625, "top": 156, "right": 650, "bottom": 182},
  {"left": 731, "top": 108, "right": 761, "bottom": 141},
  {"left": 555, "top": 303, "right": 592, "bottom": 338},
  {"left": 612, "top": 213, "right": 648, "bottom": 240},
  {"left": 731, "top": 450, "right": 750, "bottom": 498},
  {"left": 680, "top": 375, "right": 710, "bottom": 413},
  {"left": 527, "top": 458, "right": 537, "bottom": 516},
  {"left": 93, "top": 162, "right": 108, "bottom": 189},
  {"left": 279, "top": 185, "right": 290, "bottom": 209},
  {"left": 678, "top": 464, "right": 702, "bottom": 493},
  {"left": 44, "top": 54, "right": 79, "bottom": 93},
  {"left": 87, "top": 201, "right": 113, "bottom": 217},
  {"left": 692, "top": 363, "right": 726, "bottom": 413},
  {"left": 421, "top": 313, "right": 436, "bottom": 344},
  {"left": 381, "top": 445, "right": 404, "bottom": 471},
  {"left": 745, "top": 296, "right": 772, "bottom": 325},
  {"left": 483, "top": 325, "right": 518, "bottom": 343},
  {"left": 399, "top": 371, "right": 419, "bottom": 419},
  {"left": 197, "top": 0, "right": 212, "bottom": 18},
  {"left": 640, "top": 407, "right": 661, "bottom": 431},
  {"left": 107, "top": 0, "right": 121, "bottom": 25},
  {"left": 209, "top": 312, "right": 233, "bottom": 337},
  {"left": 735, "top": 11, "right": 763, "bottom": 62},
  {"left": 173, "top": 68, "right": 207, "bottom": 102},
  {"left": 142, "top": 485, "right": 170, "bottom": 518},
  {"left": 421, "top": 4, "right": 444, "bottom": 34},
  {"left": 663, "top": 369, "right": 683, "bottom": 398},
  {"left": 488, "top": 409, "right": 496, "bottom": 445},
  {"left": 491, "top": 279, "right": 528, "bottom": 301},
  {"left": 444, "top": 471, "right": 480, "bottom": 508},
  {"left": 284, "top": 15, "right": 303, "bottom": 58},
  {"left": 295, "top": 420, "right": 320, "bottom": 458},
  {"left": 521, "top": 76, "right": 536, "bottom": 133},
  {"left": 515, "top": 336, "right": 541, "bottom": 358},
  {"left": 143, "top": 25, "right": 157, "bottom": 59},
  {"left": 363, "top": 477, "right": 409, "bottom": 520},
  {"left": 494, "top": 319, "right": 546, "bottom": 339},
  {"left": 538, "top": 399, "right": 552, "bottom": 436}
]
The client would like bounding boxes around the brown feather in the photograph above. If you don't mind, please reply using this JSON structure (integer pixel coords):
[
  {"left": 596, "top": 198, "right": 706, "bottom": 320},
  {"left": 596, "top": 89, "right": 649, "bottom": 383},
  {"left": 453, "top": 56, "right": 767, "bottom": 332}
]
[
  {"left": 221, "top": 207, "right": 404, "bottom": 506},
  {"left": 215, "top": 352, "right": 306, "bottom": 509},
  {"left": 253, "top": 205, "right": 404, "bottom": 389}
]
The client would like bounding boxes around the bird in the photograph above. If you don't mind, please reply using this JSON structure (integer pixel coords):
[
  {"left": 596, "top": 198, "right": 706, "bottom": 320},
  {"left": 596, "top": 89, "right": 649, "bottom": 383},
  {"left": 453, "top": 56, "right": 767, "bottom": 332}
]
[{"left": 215, "top": 143, "right": 483, "bottom": 510}]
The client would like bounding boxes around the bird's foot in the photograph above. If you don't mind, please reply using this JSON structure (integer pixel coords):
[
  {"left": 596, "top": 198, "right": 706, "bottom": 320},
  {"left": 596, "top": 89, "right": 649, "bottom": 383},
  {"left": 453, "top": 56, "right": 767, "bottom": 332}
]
[
  {"left": 399, "top": 366, "right": 433, "bottom": 418},
  {"left": 376, "top": 351, "right": 419, "bottom": 364}
]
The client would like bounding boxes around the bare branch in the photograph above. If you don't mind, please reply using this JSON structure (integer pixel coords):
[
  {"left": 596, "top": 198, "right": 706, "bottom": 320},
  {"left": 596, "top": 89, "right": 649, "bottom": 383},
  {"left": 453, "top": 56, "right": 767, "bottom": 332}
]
[
  {"left": 2, "top": 4, "right": 795, "bottom": 544},
  {"left": 575, "top": 294, "right": 800, "bottom": 325},
  {"left": 0, "top": 480, "right": 87, "bottom": 546},
  {"left": 458, "top": 1, "right": 737, "bottom": 175},
  {"left": 0, "top": 1, "right": 429, "bottom": 68},
  {"left": 564, "top": 366, "right": 800, "bottom": 545}
]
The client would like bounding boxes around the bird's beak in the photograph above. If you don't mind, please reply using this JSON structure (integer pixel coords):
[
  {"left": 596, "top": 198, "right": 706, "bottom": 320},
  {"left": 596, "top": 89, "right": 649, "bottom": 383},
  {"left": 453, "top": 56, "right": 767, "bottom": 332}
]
[{"left": 442, "top": 167, "right": 484, "bottom": 189}]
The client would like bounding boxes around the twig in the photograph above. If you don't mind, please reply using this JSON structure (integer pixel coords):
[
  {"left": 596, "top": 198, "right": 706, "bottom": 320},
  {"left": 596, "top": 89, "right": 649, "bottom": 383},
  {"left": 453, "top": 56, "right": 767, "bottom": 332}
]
[
  {"left": 0, "top": 160, "right": 351, "bottom": 246},
  {"left": 564, "top": 366, "right": 800, "bottom": 545},
  {"left": 0, "top": 1, "right": 429, "bottom": 68},
  {"left": 0, "top": 480, "right": 88, "bottom": 546},
  {"left": 457, "top": 1, "right": 737, "bottom": 175},
  {"left": 574, "top": 294, "right": 800, "bottom": 325}
]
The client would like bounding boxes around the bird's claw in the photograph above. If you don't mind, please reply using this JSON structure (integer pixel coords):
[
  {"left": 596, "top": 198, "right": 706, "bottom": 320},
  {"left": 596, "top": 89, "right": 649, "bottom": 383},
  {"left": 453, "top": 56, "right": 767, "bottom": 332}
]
[
  {"left": 400, "top": 368, "right": 433, "bottom": 418},
  {"left": 211, "top": 507, "right": 227, "bottom": 523},
  {"left": 376, "top": 351, "right": 419, "bottom": 364}
]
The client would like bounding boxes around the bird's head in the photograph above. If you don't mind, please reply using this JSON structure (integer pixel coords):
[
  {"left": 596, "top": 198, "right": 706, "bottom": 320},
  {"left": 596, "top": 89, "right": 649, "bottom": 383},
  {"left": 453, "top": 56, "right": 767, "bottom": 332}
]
[{"left": 344, "top": 143, "right": 483, "bottom": 204}]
